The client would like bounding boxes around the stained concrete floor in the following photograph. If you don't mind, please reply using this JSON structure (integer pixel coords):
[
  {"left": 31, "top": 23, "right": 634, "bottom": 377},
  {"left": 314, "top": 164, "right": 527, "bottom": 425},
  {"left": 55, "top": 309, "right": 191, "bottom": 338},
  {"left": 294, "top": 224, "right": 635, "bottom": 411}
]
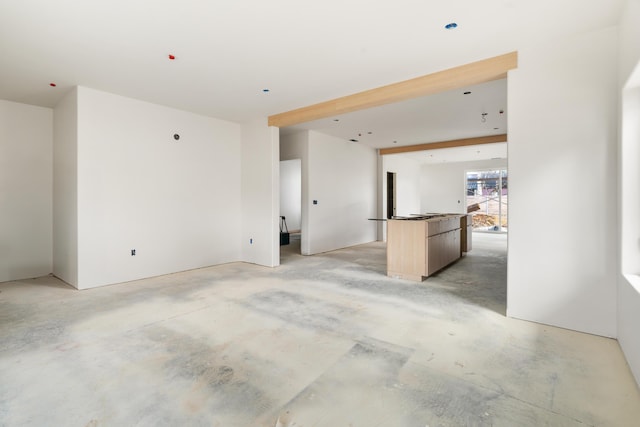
[{"left": 1, "top": 233, "right": 639, "bottom": 426}]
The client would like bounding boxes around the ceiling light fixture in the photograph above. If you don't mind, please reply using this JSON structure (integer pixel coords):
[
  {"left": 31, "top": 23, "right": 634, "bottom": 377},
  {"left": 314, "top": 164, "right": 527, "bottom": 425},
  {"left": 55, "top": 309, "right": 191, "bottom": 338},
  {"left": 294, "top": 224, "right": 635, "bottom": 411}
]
[{"left": 445, "top": 22, "right": 458, "bottom": 30}]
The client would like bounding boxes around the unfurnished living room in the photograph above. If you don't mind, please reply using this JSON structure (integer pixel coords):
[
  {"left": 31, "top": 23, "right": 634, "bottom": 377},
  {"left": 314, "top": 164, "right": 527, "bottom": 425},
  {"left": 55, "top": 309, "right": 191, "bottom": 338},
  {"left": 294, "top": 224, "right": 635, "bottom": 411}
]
[{"left": 1, "top": 1, "right": 640, "bottom": 426}]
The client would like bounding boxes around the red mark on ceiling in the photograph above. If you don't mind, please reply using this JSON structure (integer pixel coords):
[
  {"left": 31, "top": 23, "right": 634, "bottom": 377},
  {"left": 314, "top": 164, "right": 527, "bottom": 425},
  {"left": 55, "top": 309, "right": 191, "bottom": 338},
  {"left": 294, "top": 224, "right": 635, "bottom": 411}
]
[
  {"left": 49, "top": 83, "right": 57, "bottom": 87},
  {"left": 168, "top": 54, "right": 176, "bottom": 60}
]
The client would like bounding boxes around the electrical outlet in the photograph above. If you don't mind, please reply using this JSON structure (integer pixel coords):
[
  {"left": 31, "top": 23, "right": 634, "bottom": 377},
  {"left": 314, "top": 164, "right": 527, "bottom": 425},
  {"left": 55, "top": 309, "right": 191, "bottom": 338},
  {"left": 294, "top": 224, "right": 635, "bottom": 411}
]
[{"left": 131, "top": 249, "right": 136, "bottom": 256}]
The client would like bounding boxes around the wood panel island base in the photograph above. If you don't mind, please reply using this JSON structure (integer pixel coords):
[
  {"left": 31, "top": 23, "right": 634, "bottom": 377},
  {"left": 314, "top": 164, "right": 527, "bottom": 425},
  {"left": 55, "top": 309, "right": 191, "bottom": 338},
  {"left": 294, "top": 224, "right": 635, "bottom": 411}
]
[{"left": 387, "top": 214, "right": 472, "bottom": 281}]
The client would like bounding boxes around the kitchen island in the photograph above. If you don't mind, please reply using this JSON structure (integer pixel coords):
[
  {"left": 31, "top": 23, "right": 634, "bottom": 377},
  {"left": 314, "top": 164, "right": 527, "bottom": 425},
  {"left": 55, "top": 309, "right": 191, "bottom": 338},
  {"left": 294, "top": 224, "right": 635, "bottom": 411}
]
[{"left": 387, "top": 214, "right": 472, "bottom": 281}]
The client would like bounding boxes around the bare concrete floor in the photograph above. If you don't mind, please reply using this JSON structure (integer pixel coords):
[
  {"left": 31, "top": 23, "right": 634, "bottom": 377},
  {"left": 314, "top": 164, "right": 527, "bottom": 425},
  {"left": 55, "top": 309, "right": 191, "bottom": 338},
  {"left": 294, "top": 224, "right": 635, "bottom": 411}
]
[{"left": 1, "top": 233, "right": 638, "bottom": 426}]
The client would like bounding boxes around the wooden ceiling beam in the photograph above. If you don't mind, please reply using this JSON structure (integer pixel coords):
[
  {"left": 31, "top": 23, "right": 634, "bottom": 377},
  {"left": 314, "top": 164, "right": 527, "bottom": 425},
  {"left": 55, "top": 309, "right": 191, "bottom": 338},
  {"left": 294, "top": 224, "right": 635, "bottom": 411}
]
[
  {"left": 268, "top": 52, "right": 517, "bottom": 128},
  {"left": 379, "top": 134, "right": 508, "bottom": 155}
]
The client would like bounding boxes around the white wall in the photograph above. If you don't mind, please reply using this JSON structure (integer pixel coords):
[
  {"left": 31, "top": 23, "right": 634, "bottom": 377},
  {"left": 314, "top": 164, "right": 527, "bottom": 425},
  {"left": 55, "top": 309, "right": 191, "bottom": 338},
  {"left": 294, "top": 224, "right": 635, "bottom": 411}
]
[
  {"left": 241, "top": 120, "right": 280, "bottom": 267},
  {"left": 75, "top": 87, "right": 242, "bottom": 289},
  {"left": 420, "top": 159, "right": 508, "bottom": 214},
  {"left": 383, "top": 154, "right": 422, "bottom": 217},
  {"left": 620, "top": 0, "right": 640, "bottom": 82},
  {"left": 380, "top": 154, "right": 422, "bottom": 241},
  {"left": 307, "top": 131, "right": 377, "bottom": 255},
  {"left": 280, "top": 159, "right": 301, "bottom": 231},
  {"left": 0, "top": 100, "right": 53, "bottom": 282},
  {"left": 618, "top": 0, "right": 640, "bottom": 386},
  {"left": 53, "top": 88, "right": 78, "bottom": 287},
  {"left": 281, "top": 130, "right": 376, "bottom": 255},
  {"left": 508, "top": 27, "right": 618, "bottom": 337}
]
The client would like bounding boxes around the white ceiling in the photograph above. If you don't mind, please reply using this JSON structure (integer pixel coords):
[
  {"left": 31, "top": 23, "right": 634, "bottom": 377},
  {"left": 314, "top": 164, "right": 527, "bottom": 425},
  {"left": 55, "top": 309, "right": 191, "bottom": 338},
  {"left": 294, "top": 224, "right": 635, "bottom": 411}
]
[
  {"left": 282, "top": 78, "right": 508, "bottom": 149},
  {"left": 0, "top": 0, "right": 624, "bottom": 161},
  {"left": 387, "top": 142, "right": 507, "bottom": 165}
]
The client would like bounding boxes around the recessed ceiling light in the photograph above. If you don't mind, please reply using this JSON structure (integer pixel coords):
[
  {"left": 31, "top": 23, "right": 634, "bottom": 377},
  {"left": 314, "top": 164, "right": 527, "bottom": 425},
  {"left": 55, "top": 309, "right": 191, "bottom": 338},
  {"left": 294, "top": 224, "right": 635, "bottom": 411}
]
[
  {"left": 463, "top": 91, "right": 471, "bottom": 95},
  {"left": 168, "top": 54, "right": 176, "bottom": 60},
  {"left": 445, "top": 22, "right": 458, "bottom": 30},
  {"left": 49, "top": 83, "right": 57, "bottom": 87}
]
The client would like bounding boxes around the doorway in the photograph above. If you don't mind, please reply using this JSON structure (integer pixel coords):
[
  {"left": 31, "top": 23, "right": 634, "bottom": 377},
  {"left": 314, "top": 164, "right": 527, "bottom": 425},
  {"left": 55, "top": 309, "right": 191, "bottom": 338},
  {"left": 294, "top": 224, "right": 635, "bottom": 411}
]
[
  {"left": 279, "top": 159, "right": 302, "bottom": 259},
  {"left": 466, "top": 169, "right": 508, "bottom": 232},
  {"left": 386, "top": 172, "right": 396, "bottom": 219}
]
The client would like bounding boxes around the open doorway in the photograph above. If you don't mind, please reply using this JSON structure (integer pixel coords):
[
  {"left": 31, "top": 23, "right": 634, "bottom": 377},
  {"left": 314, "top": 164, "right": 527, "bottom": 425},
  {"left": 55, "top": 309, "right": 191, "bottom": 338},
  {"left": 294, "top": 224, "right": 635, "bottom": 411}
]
[
  {"left": 386, "top": 172, "right": 396, "bottom": 219},
  {"left": 271, "top": 54, "right": 513, "bottom": 307},
  {"left": 279, "top": 159, "right": 302, "bottom": 260}
]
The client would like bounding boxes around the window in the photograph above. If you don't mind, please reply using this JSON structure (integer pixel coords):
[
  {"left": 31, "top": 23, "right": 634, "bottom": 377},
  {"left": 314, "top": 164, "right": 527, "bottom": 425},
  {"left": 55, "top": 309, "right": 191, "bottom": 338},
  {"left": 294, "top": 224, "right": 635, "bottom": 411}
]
[
  {"left": 622, "top": 62, "right": 640, "bottom": 285},
  {"left": 466, "top": 169, "right": 508, "bottom": 232}
]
